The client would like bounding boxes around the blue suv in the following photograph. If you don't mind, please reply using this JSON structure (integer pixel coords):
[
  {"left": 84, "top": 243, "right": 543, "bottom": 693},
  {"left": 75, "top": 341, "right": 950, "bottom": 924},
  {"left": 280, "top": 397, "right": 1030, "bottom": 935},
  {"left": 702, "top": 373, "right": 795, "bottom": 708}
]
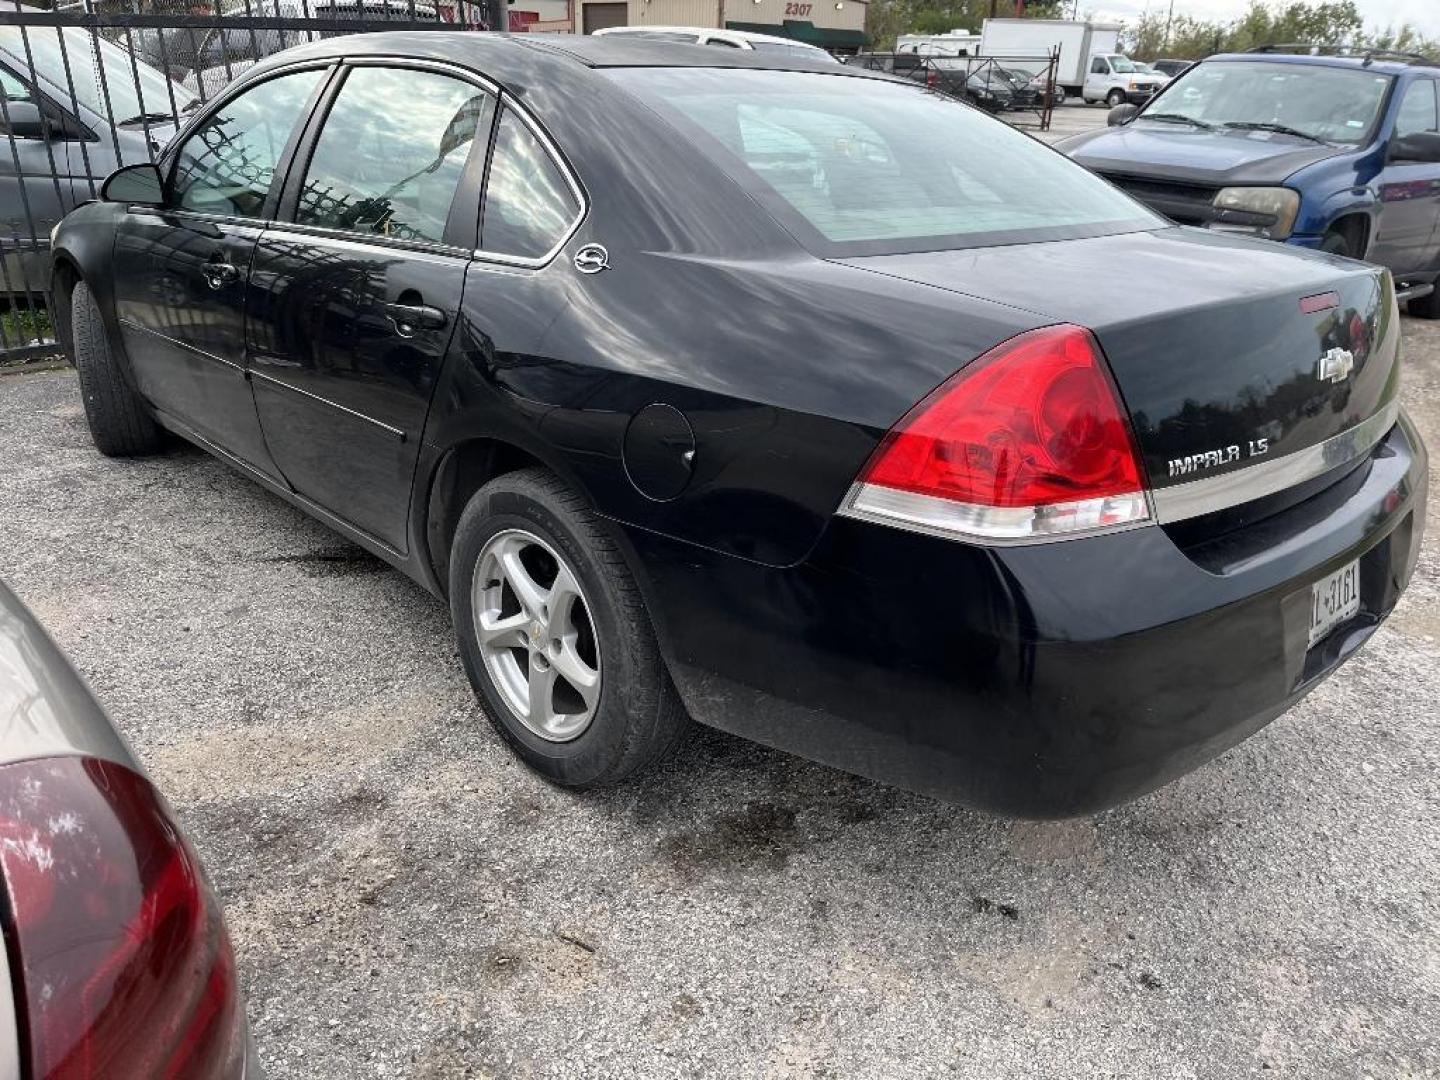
[{"left": 1056, "top": 48, "right": 1440, "bottom": 318}]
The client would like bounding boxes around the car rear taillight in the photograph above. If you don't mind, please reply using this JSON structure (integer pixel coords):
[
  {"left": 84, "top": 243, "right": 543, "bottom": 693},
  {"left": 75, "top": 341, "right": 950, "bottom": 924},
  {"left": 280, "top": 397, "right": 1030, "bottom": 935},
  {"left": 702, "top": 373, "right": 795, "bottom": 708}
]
[
  {"left": 840, "top": 324, "right": 1150, "bottom": 542},
  {"left": 926, "top": 70, "right": 939, "bottom": 88},
  {"left": 0, "top": 757, "right": 246, "bottom": 1079}
]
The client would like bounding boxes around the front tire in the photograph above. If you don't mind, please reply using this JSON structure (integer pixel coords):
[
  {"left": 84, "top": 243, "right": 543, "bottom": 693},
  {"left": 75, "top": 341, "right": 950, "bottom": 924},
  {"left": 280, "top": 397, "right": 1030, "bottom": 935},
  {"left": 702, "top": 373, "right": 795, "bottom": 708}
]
[
  {"left": 1106, "top": 88, "right": 1127, "bottom": 107},
  {"left": 69, "top": 281, "right": 162, "bottom": 457},
  {"left": 1408, "top": 283, "right": 1440, "bottom": 320},
  {"left": 450, "top": 467, "right": 687, "bottom": 788}
]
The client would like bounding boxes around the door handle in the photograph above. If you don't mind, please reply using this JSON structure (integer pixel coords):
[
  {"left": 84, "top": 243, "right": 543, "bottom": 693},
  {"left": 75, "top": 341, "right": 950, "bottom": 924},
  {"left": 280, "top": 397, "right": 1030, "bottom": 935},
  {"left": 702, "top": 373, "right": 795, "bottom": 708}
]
[
  {"left": 202, "top": 261, "right": 239, "bottom": 290},
  {"left": 384, "top": 302, "right": 447, "bottom": 338}
]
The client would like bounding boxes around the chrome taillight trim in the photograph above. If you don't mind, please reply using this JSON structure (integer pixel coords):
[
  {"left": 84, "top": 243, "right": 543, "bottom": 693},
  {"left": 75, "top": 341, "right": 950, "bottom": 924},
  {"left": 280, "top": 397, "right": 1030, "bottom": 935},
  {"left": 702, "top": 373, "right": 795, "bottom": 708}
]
[
  {"left": 837, "top": 483, "right": 1153, "bottom": 546},
  {"left": 1150, "top": 398, "right": 1401, "bottom": 525}
]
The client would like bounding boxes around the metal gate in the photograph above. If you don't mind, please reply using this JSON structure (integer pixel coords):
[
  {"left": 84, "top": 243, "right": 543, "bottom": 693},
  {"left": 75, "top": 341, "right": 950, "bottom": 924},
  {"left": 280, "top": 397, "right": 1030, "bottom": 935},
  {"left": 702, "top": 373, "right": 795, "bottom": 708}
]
[
  {"left": 0, "top": 0, "right": 495, "bottom": 361},
  {"left": 851, "top": 48, "right": 1062, "bottom": 132}
]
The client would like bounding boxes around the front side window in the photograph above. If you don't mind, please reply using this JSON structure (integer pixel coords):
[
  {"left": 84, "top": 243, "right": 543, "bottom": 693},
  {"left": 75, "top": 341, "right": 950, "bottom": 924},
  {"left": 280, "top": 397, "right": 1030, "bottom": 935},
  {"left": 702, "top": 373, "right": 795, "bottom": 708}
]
[
  {"left": 608, "top": 68, "right": 1158, "bottom": 255},
  {"left": 1148, "top": 60, "right": 1392, "bottom": 146},
  {"left": 170, "top": 68, "right": 322, "bottom": 217},
  {"left": 0, "top": 64, "right": 31, "bottom": 103},
  {"left": 480, "top": 109, "right": 581, "bottom": 260},
  {"left": 1395, "top": 79, "right": 1438, "bottom": 139},
  {"left": 297, "top": 67, "right": 492, "bottom": 245},
  {"left": 1091, "top": 58, "right": 1108, "bottom": 74}
]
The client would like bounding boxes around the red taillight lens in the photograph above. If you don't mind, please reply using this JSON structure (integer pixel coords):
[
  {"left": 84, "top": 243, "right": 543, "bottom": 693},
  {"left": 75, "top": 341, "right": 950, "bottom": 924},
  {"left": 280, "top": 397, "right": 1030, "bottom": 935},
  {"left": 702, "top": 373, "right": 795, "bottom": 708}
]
[
  {"left": 844, "top": 325, "right": 1150, "bottom": 541},
  {"left": 0, "top": 757, "right": 246, "bottom": 1080},
  {"left": 926, "top": 70, "right": 940, "bottom": 88}
]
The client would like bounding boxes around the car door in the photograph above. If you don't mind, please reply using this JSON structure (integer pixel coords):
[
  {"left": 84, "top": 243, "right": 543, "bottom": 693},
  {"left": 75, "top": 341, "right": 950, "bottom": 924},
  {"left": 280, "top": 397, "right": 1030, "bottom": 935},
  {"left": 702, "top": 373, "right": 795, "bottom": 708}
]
[
  {"left": 0, "top": 59, "right": 73, "bottom": 299},
  {"left": 1370, "top": 78, "right": 1440, "bottom": 274},
  {"left": 245, "top": 62, "right": 495, "bottom": 552},
  {"left": 1084, "top": 57, "right": 1111, "bottom": 101},
  {"left": 110, "top": 65, "right": 329, "bottom": 474}
]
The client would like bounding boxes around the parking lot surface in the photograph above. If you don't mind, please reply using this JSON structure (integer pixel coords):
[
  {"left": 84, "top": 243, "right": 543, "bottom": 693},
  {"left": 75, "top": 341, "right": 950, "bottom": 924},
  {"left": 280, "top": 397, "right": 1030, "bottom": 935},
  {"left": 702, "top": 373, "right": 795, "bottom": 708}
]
[{"left": 2, "top": 312, "right": 1437, "bottom": 1079}]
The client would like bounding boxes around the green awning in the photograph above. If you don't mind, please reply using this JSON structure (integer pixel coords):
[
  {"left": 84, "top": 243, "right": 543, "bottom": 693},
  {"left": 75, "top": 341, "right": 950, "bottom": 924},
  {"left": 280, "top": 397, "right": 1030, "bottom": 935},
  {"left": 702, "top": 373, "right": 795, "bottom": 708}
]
[{"left": 724, "top": 20, "right": 868, "bottom": 49}]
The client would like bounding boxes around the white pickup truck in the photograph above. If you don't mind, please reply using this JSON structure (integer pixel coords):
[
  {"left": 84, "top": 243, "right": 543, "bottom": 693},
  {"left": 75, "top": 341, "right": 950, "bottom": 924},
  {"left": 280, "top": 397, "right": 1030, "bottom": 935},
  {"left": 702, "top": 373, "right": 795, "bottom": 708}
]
[{"left": 1081, "top": 53, "right": 1168, "bottom": 106}]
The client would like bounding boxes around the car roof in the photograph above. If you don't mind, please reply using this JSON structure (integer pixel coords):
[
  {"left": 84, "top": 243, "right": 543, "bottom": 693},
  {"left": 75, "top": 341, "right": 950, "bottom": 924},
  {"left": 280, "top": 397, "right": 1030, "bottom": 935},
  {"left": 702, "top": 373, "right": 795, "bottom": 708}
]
[
  {"left": 1205, "top": 51, "right": 1435, "bottom": 77},
  {"left": 251, "top": 29, "right": 866, "bottom": 74}
]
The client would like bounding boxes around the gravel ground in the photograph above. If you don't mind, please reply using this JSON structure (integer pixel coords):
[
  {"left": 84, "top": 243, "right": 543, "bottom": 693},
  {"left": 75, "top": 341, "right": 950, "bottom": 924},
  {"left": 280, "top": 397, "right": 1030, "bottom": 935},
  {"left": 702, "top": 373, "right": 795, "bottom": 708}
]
[{"left": 1, "top": 312, "right": 1438, "bottom": 1080}]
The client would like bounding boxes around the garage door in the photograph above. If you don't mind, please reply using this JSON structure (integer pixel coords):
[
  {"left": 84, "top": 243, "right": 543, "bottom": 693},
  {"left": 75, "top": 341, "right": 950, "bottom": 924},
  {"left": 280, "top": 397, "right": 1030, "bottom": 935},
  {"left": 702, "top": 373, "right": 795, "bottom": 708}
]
[{"left": 583, "top": 2, "right": 627, "bottom": 32}]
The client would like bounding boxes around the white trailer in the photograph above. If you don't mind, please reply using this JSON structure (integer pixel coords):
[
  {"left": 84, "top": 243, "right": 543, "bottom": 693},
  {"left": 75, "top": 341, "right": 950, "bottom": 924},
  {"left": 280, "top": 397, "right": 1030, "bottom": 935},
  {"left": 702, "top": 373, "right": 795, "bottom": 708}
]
[
  {"left": 979, "top": 19, "right": 1121, "bottom": 95},
  {"left": 896, "top": 30, "right": 982, "bottom": 57}
]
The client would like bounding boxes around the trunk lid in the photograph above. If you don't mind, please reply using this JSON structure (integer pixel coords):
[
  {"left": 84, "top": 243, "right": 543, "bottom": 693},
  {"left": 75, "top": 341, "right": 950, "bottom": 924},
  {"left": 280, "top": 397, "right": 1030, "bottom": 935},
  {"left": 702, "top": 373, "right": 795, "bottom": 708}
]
[{"left": 840, "top": 226, "right": 1400, "bottom": 519}]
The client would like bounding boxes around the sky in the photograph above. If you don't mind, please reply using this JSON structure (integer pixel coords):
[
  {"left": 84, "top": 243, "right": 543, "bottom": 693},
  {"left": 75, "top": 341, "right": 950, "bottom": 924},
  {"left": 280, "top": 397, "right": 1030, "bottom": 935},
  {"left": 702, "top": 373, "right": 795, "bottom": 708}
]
[{"left": 1083, "top": 0, "right": 1439, "bottom": 35}]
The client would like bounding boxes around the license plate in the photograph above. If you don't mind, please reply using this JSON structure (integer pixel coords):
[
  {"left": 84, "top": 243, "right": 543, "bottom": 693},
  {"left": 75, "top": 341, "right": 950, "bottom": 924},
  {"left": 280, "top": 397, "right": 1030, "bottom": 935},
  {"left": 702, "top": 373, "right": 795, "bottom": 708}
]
[{"left": 1308, "top": 559, "right": 1360, "bottom": 648}]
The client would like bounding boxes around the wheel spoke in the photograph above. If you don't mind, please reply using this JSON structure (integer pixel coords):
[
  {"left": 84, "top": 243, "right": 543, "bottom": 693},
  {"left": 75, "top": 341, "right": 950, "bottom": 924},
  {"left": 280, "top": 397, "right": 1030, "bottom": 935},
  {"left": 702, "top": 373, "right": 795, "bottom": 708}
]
[
  {"left": 497, "top": 541, "right": 548, "bottom": 621},
  {"left": 477, "top": 610, "right": 529, "bottom": 650},
  {"left": 527, "top": 658, "right": 557, "bottom": 729},
  {"left": 546, "top": 563, "right": 583, "bottom": 629},
  {"left": 552, "top": 640, "right": 599, "bottom": 710}
]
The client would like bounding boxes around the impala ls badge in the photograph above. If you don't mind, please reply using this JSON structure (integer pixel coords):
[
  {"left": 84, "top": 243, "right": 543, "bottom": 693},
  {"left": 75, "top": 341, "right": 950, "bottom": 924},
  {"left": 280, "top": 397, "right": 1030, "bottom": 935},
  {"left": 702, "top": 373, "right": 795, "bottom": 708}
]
[
  {"left": 1317, "top": 347, "right": 1355, "bottom": 384},
  {"left": 574, "top": 244, "right": 609, "bottom": 274}
]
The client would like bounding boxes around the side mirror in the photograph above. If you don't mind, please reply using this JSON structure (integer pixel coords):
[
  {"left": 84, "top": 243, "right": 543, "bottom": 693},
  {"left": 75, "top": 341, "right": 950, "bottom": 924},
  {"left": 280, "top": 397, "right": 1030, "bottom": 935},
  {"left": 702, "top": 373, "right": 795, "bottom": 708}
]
[
  {"left": 1391, "top": 131, "right": 1440, "bottom": 164},
  {"left": 0, "top": 100, "right": 48, "bottom": 140},
  {"left": 1108, "top": 103, "right": 1140, "bottom": 127},
  {"left": 101, "top": 162, "right": 165, "bottom": 206}
]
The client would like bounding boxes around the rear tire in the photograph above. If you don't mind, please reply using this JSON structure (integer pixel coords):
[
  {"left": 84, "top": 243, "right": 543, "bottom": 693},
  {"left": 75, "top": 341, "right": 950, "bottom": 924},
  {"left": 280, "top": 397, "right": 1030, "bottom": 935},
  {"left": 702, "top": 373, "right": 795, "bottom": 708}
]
[
  {"left": 69, "top": 281, "right": 162, "bottom": 457},
  {"left": 1320, "top": 231, "right": 1356, "bottom": 259},
  {"left": 450, "top": 467, "right": 687, "bottom": 788}
]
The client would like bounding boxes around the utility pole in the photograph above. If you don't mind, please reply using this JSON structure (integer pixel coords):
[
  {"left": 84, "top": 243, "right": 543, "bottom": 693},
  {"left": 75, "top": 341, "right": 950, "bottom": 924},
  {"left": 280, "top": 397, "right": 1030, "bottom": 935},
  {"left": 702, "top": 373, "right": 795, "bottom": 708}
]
[
  {"left": 484, "top": 0, "right": 506, "bottom": 31},
  {"left": 1163, "top": 0, "right": 1175, "bottom": 50}
]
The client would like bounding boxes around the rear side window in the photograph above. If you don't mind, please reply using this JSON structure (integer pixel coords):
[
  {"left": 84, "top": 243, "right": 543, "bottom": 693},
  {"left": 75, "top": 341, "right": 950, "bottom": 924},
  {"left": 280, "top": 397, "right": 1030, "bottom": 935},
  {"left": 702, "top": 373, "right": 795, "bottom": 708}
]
[
  {"left": 297, "top": 66, "right": 493, "bottom": 245},
  {"left": 608, "top": 68, "right": 1158, "bottom": 256},
  {"left": 480, "top": 109, "right": 581, "bottom": 261},
  {"left": 170, "top": 67, "right": 322, "bottom": 217}
]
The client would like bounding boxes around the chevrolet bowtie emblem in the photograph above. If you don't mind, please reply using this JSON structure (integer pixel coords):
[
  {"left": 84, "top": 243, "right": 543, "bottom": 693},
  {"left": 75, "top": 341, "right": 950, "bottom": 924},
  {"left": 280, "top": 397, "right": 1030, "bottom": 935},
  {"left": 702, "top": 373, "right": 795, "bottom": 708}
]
[{"left": 1317, "top": 347, "right": 1355, "bottom": 384}]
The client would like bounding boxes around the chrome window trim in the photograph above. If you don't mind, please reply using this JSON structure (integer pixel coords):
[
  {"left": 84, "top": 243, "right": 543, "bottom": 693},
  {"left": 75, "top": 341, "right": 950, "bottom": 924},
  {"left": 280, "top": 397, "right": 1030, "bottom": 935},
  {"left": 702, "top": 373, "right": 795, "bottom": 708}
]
[
  {"left": 338, "top": 55, "right": 502, "bottom": 98},
  {"left": 473, "top": 97, "right": 589, "bottom": 270},
  {"left": 1150, "top": 398, "right": 1401, "bottom": 525},
  {"left": 257, "top": 217, "right": 473, "bottom": 261}
]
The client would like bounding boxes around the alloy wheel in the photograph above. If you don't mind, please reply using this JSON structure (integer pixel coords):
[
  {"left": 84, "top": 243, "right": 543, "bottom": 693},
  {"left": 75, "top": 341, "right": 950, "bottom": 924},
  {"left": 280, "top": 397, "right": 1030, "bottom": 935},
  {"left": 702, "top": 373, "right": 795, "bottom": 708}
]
[{"left": 471, "top": 528, "right": 601, "bottom": 742}]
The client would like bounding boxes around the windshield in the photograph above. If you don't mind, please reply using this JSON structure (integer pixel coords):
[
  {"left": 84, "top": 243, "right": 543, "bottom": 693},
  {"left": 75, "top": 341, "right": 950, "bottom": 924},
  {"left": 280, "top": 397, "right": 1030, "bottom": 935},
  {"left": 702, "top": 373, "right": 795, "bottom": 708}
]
[
  {"left": 1108, "top": 57, "right": 1136, "bottom": 73},
  {"left": 0, "top": 26, "right": 195, "bottom": 123},
  {"left": 608, "top": 68, "right": 1159, "bottom": 255},
  {"left": 1145, "top": 60, "right": 1392, "bottom": 145}
]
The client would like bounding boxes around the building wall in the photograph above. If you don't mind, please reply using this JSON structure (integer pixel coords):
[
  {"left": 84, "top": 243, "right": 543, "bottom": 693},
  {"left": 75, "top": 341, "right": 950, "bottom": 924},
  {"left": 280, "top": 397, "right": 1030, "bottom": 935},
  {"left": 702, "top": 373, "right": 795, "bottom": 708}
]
[{"left": 723, "top": 0, "right": 864, "bottom": 33}]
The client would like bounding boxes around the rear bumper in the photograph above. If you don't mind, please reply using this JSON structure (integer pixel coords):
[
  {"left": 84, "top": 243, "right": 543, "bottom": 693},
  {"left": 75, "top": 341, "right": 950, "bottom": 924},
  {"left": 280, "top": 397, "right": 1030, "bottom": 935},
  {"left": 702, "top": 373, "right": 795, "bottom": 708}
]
[{"left": 631, "top": 412, "right": 1427, "bottom": 817}]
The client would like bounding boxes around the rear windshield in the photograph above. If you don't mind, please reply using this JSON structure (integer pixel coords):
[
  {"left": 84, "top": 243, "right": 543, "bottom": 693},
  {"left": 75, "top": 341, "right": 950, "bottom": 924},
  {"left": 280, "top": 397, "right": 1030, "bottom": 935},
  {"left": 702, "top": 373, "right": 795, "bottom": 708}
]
[{"left": 607, "top": 68, "right": 1159, "bottom": 256}]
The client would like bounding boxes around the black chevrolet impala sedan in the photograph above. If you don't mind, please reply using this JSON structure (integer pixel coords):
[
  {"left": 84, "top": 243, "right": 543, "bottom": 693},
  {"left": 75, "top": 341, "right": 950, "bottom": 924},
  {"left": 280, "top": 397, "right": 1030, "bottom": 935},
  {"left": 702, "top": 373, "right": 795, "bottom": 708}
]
[{"left": 50, "top": 33, "right": 1426, "bottom": 817}]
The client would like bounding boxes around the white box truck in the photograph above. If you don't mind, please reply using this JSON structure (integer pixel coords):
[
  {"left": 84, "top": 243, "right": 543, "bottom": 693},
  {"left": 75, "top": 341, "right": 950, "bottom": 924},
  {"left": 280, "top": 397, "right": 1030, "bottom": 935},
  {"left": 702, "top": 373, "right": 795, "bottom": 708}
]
[{"left": 979, "top": 19, "right": 1122, "bottom": 96}]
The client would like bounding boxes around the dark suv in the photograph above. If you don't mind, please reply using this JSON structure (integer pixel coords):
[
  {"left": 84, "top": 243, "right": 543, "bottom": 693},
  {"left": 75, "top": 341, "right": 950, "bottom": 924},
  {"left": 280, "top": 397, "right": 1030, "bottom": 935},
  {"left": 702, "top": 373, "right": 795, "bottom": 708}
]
[{"left": 1057, "top": 48, "right": 1440, "bottom": 317}]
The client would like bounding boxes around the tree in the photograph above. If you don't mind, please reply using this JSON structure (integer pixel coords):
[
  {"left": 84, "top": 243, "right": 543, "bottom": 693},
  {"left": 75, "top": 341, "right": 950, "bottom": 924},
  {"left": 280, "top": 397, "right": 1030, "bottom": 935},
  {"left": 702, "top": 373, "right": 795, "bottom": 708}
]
[{"left": 1120, "top": 0, "right": 1435, "bottom": 60}]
